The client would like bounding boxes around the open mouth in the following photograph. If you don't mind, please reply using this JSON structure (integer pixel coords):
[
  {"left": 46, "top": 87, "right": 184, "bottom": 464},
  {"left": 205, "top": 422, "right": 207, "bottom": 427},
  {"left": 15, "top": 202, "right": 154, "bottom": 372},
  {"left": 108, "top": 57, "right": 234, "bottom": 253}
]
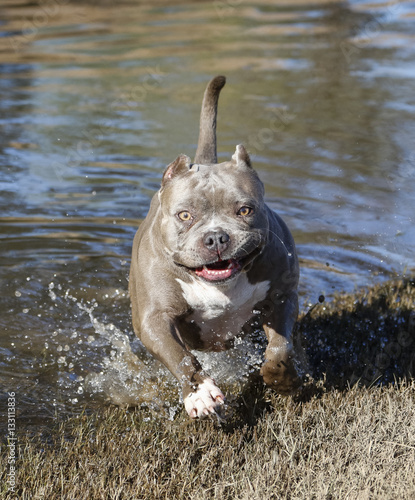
[
  {"left": 176, "top": 246, "right": 263, "bottom": 283},
  {"left": 193, "top": 258, "right": 242, "bottom": 282}
]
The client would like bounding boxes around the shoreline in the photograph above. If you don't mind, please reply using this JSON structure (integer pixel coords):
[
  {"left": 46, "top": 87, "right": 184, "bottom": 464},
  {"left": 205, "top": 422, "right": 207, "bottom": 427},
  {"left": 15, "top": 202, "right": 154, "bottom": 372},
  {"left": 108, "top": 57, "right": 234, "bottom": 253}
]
[{"left": 1, "top": 277, "right": 414, "bottom": 499}]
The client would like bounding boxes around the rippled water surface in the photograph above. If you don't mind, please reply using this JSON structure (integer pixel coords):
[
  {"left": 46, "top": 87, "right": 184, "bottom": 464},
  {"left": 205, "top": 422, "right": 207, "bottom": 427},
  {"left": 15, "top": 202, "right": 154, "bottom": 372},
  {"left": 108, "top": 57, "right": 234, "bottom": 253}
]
[{"left": 1, "top": 0, "right": 414, "bottom": 426}]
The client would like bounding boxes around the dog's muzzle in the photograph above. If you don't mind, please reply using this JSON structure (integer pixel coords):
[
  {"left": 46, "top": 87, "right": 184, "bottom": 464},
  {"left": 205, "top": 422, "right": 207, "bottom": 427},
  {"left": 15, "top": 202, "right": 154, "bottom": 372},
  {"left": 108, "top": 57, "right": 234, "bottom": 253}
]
[{"left": 174, "top": 227, "right": 265, "bottom": 283}]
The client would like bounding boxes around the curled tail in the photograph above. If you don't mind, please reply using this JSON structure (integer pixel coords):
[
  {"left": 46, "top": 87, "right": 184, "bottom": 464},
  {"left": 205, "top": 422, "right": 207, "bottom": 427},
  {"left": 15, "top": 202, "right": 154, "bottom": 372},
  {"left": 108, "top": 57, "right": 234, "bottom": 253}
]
[{"left": 194, "top": 75, "right": 226, "bottom": 165}]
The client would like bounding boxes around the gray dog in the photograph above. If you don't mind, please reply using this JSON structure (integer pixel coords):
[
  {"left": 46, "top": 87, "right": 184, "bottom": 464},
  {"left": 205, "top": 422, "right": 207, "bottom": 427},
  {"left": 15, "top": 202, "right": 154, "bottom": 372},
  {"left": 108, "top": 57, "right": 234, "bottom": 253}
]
[{"left": 129, "top": 76, "right": 301, "bottom": 419}]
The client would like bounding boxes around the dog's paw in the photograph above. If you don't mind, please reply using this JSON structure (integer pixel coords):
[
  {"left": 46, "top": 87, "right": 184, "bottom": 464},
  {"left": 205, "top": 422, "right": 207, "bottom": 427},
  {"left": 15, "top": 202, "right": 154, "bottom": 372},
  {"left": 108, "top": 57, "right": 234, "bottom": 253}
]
[
  {"left": 260, "top": 359, "right": 302, "bottom": 395},
  {"left": 184, "top": 378, "right": 225, "bottom": 419}
]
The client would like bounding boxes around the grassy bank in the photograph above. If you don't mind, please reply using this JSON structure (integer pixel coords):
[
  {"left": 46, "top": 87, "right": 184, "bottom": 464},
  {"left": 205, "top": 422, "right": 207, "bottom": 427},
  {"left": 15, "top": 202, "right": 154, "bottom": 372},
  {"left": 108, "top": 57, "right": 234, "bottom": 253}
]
[{"left": 1, "top": 278, "right": 414, "bottom": 499}]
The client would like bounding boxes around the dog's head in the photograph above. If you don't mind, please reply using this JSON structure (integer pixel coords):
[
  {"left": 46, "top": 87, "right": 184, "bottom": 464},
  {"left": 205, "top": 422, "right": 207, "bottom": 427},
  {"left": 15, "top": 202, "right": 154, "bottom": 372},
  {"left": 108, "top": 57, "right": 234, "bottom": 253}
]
[{"left": 158, "top": 145, "right": 269, "bottom": 284}]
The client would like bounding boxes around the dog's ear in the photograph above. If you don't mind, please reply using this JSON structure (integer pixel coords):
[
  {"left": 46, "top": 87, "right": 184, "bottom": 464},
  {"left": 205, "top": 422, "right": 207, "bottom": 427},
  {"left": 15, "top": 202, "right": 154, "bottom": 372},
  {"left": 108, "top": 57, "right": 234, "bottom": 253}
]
[
  {"left": 231, "top": 144, "right": 252, "bottom": 168},
  {"left": 162, "top": 155, "right": 191, "bottom": 184}
]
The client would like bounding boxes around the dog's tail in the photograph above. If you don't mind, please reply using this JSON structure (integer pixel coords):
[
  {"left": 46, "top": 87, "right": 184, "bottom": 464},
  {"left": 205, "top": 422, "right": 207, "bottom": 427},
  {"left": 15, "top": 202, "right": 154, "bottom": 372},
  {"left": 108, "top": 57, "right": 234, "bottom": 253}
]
[{"left": 194, "top": 75, "right": 226, "bottom": 165}]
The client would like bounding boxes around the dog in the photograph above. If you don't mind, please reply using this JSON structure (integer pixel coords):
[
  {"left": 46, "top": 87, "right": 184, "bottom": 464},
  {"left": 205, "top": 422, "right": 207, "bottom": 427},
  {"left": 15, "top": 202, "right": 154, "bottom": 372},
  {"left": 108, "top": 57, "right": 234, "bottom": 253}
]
[{"left": 129, "top": 76, "right": 301, "bottom": 419}]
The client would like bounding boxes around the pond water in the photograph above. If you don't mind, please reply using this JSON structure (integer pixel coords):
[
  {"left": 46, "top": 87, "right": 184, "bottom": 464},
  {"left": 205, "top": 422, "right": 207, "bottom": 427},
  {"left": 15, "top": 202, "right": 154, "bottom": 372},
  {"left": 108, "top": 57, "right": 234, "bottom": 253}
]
[{"left": 0, "top": 0, "right": 414, "bottom": 427}]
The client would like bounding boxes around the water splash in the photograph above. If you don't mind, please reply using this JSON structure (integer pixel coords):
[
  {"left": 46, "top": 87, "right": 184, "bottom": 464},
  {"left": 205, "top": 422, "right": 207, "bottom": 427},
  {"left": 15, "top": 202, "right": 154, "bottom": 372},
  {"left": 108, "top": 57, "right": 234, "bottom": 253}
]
[
  {"left": 75, "top": 292, "right": 267, "bottom": 418},
  {"left": 9, "top": 276, "right": 269, "bottom": 422}
]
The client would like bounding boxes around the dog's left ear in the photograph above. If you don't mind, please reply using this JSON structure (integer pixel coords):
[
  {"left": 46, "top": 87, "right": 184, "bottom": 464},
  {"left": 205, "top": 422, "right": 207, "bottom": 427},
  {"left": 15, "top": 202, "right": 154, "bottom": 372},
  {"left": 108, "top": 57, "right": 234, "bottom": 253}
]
[
  {"left": 231, "top": 144, "right": 252, "bottom": 168},
  {"left": 162, "top": 154, "right": 191, "bottom": 184}
]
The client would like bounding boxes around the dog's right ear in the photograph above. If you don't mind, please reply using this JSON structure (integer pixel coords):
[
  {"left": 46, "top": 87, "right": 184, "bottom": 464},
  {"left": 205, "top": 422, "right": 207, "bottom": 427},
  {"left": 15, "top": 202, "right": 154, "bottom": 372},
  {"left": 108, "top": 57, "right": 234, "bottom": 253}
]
[
  {"left": 231, "top": 144, "right": 252, "bottom": 168},
  {"left": 162, "top": 155, "right": 191, "bottom": 185}
]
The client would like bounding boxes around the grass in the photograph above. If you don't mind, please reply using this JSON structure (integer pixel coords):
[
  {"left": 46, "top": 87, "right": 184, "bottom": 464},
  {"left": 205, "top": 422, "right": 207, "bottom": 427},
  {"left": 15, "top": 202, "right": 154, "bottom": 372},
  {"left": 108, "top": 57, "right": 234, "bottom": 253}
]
[{"left": 1, "top": 277, "right": 414, "bottom": 499}]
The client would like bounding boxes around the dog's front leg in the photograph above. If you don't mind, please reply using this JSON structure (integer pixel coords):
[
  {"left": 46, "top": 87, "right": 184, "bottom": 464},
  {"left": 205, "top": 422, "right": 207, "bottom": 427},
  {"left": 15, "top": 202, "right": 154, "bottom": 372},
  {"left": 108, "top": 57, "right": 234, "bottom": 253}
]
[
  {"left": 140, "top": 313, "right": 225, "bottom": 418},
  {"left": 260, "top": 293, "right": 302, "bottom": 395}
]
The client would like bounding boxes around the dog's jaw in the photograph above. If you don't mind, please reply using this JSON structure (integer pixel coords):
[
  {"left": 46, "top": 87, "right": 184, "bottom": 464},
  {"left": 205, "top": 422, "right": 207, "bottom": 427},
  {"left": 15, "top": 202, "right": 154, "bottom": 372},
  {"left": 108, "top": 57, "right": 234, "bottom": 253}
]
[
  {"left": 194, "top": 258, "right": 241, "bottom": 281},
  {"left": 175, "top": 244, "right": 264, "bottom": 285}
]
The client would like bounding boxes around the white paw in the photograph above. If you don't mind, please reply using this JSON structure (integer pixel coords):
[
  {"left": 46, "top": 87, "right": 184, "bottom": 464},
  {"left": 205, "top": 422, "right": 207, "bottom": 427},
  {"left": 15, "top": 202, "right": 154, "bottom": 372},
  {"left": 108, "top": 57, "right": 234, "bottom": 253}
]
[{"left": 184, "top": 378, "right": 225, "bottom": 419}]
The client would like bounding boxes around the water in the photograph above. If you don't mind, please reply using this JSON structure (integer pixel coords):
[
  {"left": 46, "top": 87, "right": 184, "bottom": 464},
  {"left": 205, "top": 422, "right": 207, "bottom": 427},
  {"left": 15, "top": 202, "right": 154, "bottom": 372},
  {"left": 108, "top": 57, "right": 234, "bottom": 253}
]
[{"left": 0, "top": 0, "right": 414, "bottom": 427}]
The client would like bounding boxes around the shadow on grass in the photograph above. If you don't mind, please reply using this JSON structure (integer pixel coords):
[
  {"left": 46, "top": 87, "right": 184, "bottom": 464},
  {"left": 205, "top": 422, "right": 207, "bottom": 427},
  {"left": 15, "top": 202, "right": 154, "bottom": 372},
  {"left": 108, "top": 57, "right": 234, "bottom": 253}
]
[
  {"left": 298, "top": 277, "right": 415, "bottom": 390},
  {"left": 218, "top": 277, "right": 415, "bottom": 431}
]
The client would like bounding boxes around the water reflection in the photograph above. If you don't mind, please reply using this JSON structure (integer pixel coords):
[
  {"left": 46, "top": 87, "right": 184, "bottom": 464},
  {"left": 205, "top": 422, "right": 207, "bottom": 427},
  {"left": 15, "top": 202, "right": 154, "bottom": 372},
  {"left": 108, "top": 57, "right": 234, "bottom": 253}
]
[{"left": 0, "top": 0, "right": 414, "bottom": 427}]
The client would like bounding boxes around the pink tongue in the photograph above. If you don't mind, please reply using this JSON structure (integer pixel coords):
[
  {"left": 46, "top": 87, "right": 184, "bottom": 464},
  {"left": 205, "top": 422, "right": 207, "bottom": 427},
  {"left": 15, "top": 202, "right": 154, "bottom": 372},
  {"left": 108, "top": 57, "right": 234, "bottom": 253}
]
[{"left": 195, "top": 260, "right": 239, "bottom": 281}]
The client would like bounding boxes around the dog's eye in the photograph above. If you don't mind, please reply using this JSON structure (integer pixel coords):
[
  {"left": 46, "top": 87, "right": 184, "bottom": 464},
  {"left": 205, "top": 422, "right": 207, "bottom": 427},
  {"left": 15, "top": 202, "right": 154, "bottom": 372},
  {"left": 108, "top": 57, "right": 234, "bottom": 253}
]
[
  {"left": 177, "top": 211, "right": 192, "bottom": 221},
  {"left": 237, "top": 206, "right": 253, "bottom": 217}
]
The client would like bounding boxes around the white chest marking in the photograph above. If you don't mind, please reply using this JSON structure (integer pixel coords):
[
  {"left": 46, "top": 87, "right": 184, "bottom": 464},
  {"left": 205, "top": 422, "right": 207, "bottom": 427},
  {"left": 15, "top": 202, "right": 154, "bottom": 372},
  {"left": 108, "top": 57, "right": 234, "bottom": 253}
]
[{"left": 176, "top": 274, "right": 270, "bottom": 344}]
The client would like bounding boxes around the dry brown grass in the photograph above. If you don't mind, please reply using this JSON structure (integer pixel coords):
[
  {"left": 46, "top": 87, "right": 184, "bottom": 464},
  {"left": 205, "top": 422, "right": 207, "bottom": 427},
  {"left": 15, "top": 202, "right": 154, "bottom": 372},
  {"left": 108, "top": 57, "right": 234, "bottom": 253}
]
[
  {"left": 2, "top": 383, "right": 415, "bottom": 500},
  {"left": 1, "top": 277, "right": 414, "bottom": 500}
]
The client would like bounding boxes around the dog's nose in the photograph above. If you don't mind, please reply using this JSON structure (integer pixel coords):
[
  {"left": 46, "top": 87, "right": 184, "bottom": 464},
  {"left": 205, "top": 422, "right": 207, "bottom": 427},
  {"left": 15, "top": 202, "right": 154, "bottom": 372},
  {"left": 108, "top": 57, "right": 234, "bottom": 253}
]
[{"left": 203, "top": 230, "right": 230, "bottom": 253}]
